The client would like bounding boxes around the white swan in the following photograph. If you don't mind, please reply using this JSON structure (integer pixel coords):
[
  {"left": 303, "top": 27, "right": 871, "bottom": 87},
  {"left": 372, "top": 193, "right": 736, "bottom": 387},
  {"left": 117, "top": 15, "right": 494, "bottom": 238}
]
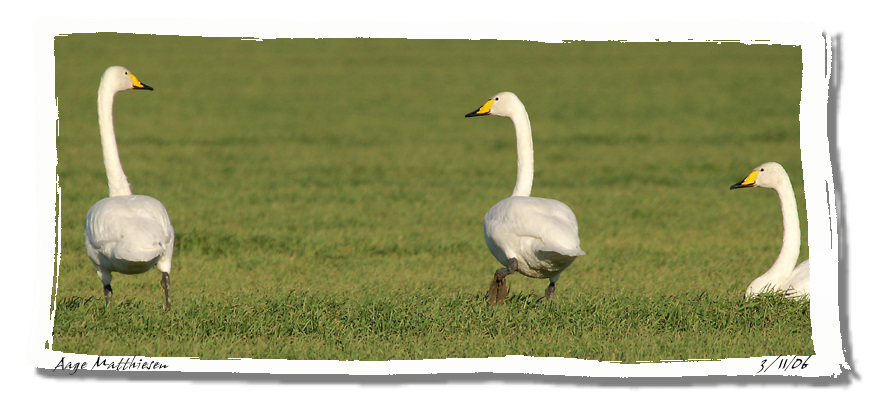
[
  {"left": 465, "top": 92, "right": 585, "bottom": 304},
  {"left": 84, "top": 66, "right": 175, "bottom": 310},
  {"left": 730, "top": 162, "right": 810, "bottom": 300}
]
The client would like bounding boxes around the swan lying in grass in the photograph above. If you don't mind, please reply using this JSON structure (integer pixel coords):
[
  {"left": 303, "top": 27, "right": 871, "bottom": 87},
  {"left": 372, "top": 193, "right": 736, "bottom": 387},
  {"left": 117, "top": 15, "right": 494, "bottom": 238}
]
[
  {"left": 730, "top": 162, "right": 810, "bottom": 300},
  {"left": 465, "top": 92, "right": 585, "bottom": 305},
  {"left": 84, "top": 66, "right": 175, "bottom": 310}
]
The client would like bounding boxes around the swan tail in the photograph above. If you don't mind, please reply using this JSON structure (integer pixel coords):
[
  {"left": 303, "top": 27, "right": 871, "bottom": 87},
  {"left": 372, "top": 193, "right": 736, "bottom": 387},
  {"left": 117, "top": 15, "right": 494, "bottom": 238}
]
[
  {"left": 113, "top": 241, "right": 166, "bottom": 263},
  {"left": 538, "top": 244, "right": 586, "bottom": 259}
]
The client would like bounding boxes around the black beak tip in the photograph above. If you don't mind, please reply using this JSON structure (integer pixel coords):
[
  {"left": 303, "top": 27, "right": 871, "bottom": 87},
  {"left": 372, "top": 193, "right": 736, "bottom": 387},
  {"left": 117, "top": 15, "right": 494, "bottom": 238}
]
[{"left": 465, "top": 109, "right": 486, "bottom": 118}]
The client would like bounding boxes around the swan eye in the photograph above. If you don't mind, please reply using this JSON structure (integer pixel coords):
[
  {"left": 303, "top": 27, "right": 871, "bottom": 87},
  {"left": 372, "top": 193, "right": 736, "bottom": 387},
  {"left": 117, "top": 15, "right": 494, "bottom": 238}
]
[
  {"left": 760, "top": 168, "right": 764, "bottom": 172},
  {"left": 495, "top": 97, "right": 499, "bottom": 101}
]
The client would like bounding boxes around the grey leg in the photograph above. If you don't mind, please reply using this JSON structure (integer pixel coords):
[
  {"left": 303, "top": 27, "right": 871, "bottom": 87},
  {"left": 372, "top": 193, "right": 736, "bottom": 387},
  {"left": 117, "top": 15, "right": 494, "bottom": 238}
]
[
  {"left": 160, "top": 272, "right": 172, "bottom": 311},
  {"left": 103, "top": 284, "right": 113, "bottom": 304},
  {"left": 545, "top": 282, "right": 556, "bottom": 299},
  {"left": 98, "top": 269, "right": 113, "bottom": 304}
]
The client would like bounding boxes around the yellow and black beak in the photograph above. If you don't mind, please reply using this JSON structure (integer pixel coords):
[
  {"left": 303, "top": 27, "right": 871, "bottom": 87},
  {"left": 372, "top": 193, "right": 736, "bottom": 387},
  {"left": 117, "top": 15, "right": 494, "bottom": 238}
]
[
  {"left": 730, "top": 170, "right": 760, "bottom": 190},
  {"left": 465, "top": 98, "right": 494, "bottom": 118},
  {"left": 128, "top": 73, "right": 153, "bottom": 91}
]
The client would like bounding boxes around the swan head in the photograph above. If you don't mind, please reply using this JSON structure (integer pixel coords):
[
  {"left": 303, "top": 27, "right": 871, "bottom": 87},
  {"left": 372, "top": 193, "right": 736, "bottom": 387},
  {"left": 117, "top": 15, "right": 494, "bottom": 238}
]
[
  {"left": 100, "top": 66, "right": 153, "bottom": 94},
  {"left": 465, "top": 91, "right": 525, "bottom": 119},
  {"left": 729, "top": 162, "right": 789, "bottom": 191}
]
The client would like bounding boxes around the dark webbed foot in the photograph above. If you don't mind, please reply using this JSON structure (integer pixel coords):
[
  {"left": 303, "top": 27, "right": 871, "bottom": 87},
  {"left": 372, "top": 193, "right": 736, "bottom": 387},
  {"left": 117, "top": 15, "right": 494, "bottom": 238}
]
[
  {"left": 160, "top": 272, "right": 172, "bottom": 311},
  {"left": 489, "top": 274, "right": 508, "bottom": 306},
  {"left": 545, "top": 282, "right": 556, "bottom": 300},
  {"left": 489, "top": 258, "right": 518, "bottom": 306}
]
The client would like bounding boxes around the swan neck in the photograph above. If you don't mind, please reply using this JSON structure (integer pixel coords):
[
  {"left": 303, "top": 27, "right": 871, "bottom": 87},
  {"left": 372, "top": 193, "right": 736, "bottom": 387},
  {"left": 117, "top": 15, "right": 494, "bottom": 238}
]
[
  {"left": 510, "top": 108, "right": 533, "bottom": 197},
  {"left": 766, "top": 179, "right": 801, "bottom": 282},
  {"left": 98, "top": 85, "right": 132, "bottom": 197}
]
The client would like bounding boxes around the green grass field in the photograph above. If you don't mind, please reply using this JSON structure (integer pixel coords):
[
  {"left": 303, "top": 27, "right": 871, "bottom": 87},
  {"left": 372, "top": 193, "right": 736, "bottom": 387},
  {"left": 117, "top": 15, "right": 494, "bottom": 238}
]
[{"left": 51, "top": 34, "right": 811, "bottom": 361}]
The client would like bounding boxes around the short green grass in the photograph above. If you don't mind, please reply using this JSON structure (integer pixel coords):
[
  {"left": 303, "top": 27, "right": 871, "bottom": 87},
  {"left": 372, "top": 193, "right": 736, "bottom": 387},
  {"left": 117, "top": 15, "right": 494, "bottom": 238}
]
[
  {"left": 51, "top": 34, "right": 810, "bottom": 361},
  {"left": 53, "top": 291, "right": 808, "bottom": 361}
]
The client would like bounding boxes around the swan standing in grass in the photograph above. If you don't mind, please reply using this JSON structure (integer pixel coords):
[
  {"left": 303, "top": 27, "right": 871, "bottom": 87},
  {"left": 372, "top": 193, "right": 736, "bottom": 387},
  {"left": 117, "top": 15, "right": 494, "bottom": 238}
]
[
  {"left": 84, "top": 66, "right": 175, "bottom": 310},
  {"left": 730, "top": 162, "right": 810, "bottom": 300},
  {"left": 465, "top": 92, "right": 585, "bottom": 305}
]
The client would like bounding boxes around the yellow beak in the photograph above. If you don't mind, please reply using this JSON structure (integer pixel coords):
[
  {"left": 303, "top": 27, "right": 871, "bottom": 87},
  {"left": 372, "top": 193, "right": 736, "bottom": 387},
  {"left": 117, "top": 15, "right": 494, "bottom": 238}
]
[
  {"left": 730, "top": 169, "right": 760, "bottom": 190},
  {"left": 465, "top": 98, "right": 494, "bottom": 117},
  {"left": 128, "top": 73, "right": 153, "bottom": 90}
]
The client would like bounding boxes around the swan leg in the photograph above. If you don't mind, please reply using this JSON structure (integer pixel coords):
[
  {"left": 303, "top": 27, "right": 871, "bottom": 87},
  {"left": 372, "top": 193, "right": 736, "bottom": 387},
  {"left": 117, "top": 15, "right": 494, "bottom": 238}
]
[
  {"left": 98, "top": 268, "right": 114, "bottom": 304},
  {"left": 103, "top": 284, "right": 114, "bottom": 304},
  {"left": 545, "top": 282, "right": 556, "bottom": 299},
  {"left": 489, "top": 258, "right": 517, "bottom": 305},
  {"left": 160, "top": 272, "right": 172, "bottom": 311},
  {"left": 545, "top": 274, "right": 560, "bottom": 300},
  {"left": 488, "top": 276, "right": 506, "bottom": 306}
]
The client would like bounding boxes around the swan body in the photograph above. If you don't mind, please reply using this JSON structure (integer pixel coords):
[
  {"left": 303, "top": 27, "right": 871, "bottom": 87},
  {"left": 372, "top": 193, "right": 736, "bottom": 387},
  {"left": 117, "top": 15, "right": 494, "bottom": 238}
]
[
  {"left": 466, "top": 92, "right": 585, "bottom": 304},
  {"left": 484, "top": 196, "right": 584, "bottom": 279},
  {"left": 730, "top": 162, "right": 809, "bottom": 300},
  {"left": 85, "top": 195, "right": 174, "bottom": 274},
  {"left": 84, "top": 66, "right": 175, "bottom": 310}
]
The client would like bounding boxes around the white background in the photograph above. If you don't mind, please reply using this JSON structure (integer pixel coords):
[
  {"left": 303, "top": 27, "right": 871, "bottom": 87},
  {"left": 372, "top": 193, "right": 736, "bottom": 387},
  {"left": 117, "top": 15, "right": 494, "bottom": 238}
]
[{"left": 2, "top": 1, "right": 880, "bottom": 412}]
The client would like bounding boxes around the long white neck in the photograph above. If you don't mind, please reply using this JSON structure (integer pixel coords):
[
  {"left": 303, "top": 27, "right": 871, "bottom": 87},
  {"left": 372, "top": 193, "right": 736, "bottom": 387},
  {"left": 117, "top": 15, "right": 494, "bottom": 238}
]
[
  {"left": 97, "top": 84, "right": 132, "bottom": 197},
  {"left": 760, "top": 178, "right": 801, "bottom": 285},
  {"left": 510, "top": 107, "right": 533, "bottom": 197}
]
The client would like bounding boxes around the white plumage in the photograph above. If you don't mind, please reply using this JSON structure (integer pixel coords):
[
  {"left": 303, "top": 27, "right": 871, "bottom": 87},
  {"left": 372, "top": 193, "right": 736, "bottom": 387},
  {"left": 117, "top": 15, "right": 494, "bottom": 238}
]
[
  {"left": 84, "top": 66, "right": 175, "bottom": 310},
  {"left": 466, "top": 92, "right": 585, "bottom": 304},
  {"left": 730, "top": 162, "right": 810, "bottom": 300}
]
